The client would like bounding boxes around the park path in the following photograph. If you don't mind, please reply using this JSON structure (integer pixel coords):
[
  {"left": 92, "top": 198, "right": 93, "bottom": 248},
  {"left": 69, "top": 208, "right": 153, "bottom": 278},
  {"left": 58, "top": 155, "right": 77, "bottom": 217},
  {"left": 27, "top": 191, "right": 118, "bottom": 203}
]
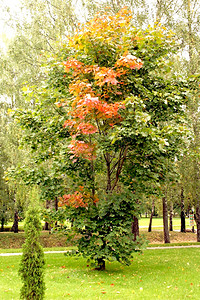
[
  {"left": 0, "top": 250, "right": 69, "bottom": 256},
  {"left": 1, "top": 245, "right": 200, "bottom": 256},
  {"left": 147, "top": 245, "right": 200, "bottom": 249}
]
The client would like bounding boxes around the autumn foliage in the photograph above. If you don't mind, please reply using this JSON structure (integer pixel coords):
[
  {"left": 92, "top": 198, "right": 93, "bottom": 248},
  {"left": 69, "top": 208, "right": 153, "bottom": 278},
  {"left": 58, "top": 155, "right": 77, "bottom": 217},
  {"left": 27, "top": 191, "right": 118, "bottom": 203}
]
[
  {"left": 56, "top": 8, "right": 146, "bottom": 209},
  {"left": 57, "top": 8, "right": 143, "bottom": 163},
  {"left": 56, "top": 7, "right": 177, "bottom": 211},
  {"left": 59, "top": 190, "right": 98, "bottom": 208}
]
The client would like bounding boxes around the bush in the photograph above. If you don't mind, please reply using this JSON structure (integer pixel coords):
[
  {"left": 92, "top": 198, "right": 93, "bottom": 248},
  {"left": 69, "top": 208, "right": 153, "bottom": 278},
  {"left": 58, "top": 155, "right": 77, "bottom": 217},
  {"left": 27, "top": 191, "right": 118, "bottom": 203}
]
[{"left": 19, "top": 207, "right": 45, "bottom": 300}]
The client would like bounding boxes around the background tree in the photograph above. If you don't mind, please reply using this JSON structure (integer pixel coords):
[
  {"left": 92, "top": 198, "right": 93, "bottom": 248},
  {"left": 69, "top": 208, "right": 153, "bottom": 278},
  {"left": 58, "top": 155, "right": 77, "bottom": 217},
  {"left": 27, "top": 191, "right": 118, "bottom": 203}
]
[{"left": 0, "top": 0, "right": 80, "bottom": 228}]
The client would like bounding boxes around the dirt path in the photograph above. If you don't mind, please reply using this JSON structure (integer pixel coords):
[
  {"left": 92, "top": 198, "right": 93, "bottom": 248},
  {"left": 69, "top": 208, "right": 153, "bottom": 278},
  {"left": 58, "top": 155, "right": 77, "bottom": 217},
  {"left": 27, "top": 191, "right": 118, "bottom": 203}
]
[
  {"left": 0, "top": 250, "right": 70, "bottom": 256},
  {"left": 147, "top": 245, "right": 200, "bottom": 250}
]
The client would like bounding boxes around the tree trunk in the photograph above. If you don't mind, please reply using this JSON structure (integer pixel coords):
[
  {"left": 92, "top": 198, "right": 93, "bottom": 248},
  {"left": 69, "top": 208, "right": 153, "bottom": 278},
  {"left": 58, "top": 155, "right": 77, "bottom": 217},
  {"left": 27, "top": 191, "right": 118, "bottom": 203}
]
[
  {"left": 187, "top": 0, "right": 195, "bottom": 74},
  {"left": 169, "top": 202, "right": 173, "bottom": 231},
  {"left": 163, "top": 196, "right": 170, "bottom": 243},
  {"left": 195, "top": 205, "right": 200, "bottom": 242},
  {"left": 95, "top": 258, "right": 105, "bottom": 271},
  {"left": 132, "top": 215, "right": 139, "bottom": 241},
  {"left": 44, "top": 200, "right": 50, "bottom": 231},
  {"left": 155, "top": 0, "right": 162, "bottom": 23},
  {"left": 11, "top": 210, "right": 18, "bottom": 233},
  {"left": 148, "top": 200, "right": 154, "bottom": 232},
  {"left": 1, "top": 217, "right": 5, "bottom": 232},
  {"left": 55, "top": 197, "right": 58, "bottom": 227},
  {"left": 180, "top": 186, "right": 186, "bottom": 233},
  {"left": 44, "top": 221, "right": 49, "bottom": 231}
]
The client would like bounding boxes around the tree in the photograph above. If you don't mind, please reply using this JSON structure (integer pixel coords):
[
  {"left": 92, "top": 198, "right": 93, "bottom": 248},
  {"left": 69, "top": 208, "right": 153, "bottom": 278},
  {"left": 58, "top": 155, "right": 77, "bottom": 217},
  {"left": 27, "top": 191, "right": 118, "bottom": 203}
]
[
  {"left": 0, "top": 0, "right": 79, "bottom": 105},
  {"left": 0, "top": 101, "right": 31, "bottom": 232},
  {"left": 153, "top": 0, "right": 200, "bottom": 241},
  {"left": 183, "top": 0, "right": 200, "bottom": 241},
  {"left": 9, "top": 6, "right": 189, "bottom": 269},
  {"left": 86, "top": 0, "right": 200, "bottom": 242},
  {"left": 19, "top": 204, "right": 45, "bottom": 300},
  {"left": 38, "top": 8, "right": 187, "bottom": 268},
  {"left": 0, "top": 0, "right": 83, "bottom": 230}
]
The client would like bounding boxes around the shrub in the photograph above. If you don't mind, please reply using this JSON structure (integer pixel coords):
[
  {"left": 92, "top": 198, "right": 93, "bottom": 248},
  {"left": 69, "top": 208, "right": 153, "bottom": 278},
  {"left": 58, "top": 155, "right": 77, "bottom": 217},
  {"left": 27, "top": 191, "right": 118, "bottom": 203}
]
[{"left": 19, "top": 207, "right": 45, "bottom": 300}]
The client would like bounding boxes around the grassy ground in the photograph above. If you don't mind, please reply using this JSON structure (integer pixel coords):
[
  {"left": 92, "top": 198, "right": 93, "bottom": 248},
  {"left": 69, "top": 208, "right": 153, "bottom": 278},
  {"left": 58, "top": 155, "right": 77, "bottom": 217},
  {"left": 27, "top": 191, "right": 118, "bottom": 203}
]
[
  {"left": 139, "top": 217, "right": 194, "bottom": 231},
  {"left": 0, "top": 230, "right": 198, "bottom": 250},
  {"left": 3, "top": 217, "right": 195, "bottom": 232},
  {"left": 0, "top": 248, "right": 200, "bottom": 299},
  {"left": 0, "top": 217, "right": 198, "bottom": 250},
  {"left": 1, "top": 217, "right": 199, "bottom": 299}
]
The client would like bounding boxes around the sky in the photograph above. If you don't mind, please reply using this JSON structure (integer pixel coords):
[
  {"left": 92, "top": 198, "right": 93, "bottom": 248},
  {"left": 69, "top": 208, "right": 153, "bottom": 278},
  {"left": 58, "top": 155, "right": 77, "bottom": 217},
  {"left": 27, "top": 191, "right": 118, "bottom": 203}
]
[
  {"left": 0, "top": 0, "right": 21, "bottom": 50},
  {"left": 0, "top": 0, "right": 86, "bottom": 51}
]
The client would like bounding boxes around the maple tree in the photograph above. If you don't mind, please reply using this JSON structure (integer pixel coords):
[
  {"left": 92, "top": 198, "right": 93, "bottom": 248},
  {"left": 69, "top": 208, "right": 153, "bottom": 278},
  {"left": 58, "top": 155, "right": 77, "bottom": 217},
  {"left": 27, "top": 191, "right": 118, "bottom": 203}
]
[
  {"left": 12, "top": 8, "right": 188, "bottom": 270},
  {"left": 49, "top": 8, "right": 188, "bottom": 269}
]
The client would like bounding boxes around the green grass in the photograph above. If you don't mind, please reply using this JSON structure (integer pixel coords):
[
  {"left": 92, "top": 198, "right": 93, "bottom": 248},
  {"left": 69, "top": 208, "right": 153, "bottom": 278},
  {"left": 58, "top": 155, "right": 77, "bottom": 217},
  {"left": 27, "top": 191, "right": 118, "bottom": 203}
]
[
  {"left": 139, "top": 217, "right": 195, "bottom": 230},
  {"left": 0, "top": 248, "right": 200, "bottom": 299},
  {"left": 148, "top": 242, "right": 200, "bottom": 247},
  {"left": 4, "top": 220, "right": 45, "bottom": 231},
  {"left": 4, "top": 221, "right": 25, "bottom": 231},
  {"left": 1, "top": 243, "right": 200, "bottom": 254},
  {"left": 5, "top": 217, "right": 195, "bottom": 230},
  {"left": 4, "top": 217, "right": 195, "bottom": 232}
]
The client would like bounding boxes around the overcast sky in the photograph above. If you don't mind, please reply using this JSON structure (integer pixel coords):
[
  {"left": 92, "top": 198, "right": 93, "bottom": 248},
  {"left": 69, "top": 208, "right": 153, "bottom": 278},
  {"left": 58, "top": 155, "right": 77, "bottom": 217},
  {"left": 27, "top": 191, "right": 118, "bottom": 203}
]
[
  {"left": 0, "top": 0, "right": 86, "bottom": 50},
  {"left": 0, "top": 0, "right": 21, "bottom": 50}
]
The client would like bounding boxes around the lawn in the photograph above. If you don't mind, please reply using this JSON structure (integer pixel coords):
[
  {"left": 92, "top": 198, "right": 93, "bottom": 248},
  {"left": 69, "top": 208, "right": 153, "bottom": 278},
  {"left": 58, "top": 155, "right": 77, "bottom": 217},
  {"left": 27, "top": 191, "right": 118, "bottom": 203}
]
[
  {"left": 0, "top": 248, "right": 200, "bottom": 299},
  {"left": 139, "top": 217, "right": 195, "bottom": 231},
  {"left": 0, "top": 228, "right": 198, "bottom": 250},
  {"left": 4, "top": 217, "right": 195, "bottom": 232}
]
